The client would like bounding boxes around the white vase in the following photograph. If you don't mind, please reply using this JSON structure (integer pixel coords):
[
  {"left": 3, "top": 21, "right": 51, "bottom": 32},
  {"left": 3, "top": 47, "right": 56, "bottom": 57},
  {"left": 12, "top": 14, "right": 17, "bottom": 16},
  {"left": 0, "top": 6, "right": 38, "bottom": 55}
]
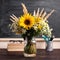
[{"left": 46, "top": 41, "right": 53, "bottom": 51}]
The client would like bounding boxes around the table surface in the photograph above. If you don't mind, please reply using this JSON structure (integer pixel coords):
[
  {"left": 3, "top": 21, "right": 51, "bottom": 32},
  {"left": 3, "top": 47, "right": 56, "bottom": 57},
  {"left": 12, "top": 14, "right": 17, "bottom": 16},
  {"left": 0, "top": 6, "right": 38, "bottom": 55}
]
[{"left": 0, "top": 49, "right": 60, "bottom": 60}]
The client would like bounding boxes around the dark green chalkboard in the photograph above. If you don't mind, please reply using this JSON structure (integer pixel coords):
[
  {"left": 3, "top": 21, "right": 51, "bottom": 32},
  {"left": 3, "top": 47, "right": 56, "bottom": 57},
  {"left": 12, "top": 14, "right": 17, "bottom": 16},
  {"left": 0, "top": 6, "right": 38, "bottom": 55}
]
[{"left": 0, "top": 0, "right": 60, "bottom": 38}]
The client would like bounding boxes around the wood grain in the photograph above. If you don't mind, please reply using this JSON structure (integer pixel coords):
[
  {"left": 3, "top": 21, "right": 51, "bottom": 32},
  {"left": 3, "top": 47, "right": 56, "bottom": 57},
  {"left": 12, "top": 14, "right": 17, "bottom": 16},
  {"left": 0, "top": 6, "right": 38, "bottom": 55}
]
[{"left": 0, "top": 49, "right": 60, "bottom": 60}]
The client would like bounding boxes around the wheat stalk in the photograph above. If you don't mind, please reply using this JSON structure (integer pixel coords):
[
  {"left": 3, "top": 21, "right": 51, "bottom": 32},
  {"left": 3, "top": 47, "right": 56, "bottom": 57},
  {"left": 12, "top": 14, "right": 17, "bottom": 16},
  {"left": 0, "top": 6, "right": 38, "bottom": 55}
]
[
  {"left": 21, "top": 3, "right": 28, "bottom": 14},
  {"left": 33, "top": 10, "right": 36, "bottom": 16},
  {"left": 41, "top": 11, "right": 47, "bottom": 19},
  {"left": 10, "top": 14, "right": 19, "bottom": 22},
  {"left": 44, "top": 9, "right": 55, "bottom": 21},
  {"left": 33, "top": 8, "right": 55, "bottom": 21},
  {"left": 39, "top": 8, "right": 44, "bottom": 17},
  {"left": 36, "top": 8, "right": 40, "bottom": 17}
]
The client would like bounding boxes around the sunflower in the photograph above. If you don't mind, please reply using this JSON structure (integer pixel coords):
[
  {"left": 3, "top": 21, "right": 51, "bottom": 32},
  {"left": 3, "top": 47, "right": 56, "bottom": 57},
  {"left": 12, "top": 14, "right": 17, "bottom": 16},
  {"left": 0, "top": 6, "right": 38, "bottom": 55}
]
[
  {"left": 18, "top": 14, "right": 35, "bottom": 30},
  {"left": 35, "top": 17, "right": 43, "bottom": 24}
]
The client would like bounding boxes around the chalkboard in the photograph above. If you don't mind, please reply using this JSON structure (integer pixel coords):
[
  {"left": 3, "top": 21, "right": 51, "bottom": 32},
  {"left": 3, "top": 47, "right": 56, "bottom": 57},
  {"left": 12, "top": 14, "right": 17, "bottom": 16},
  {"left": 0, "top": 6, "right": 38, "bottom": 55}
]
[{"left": 0, "top": 0, "right": 60, "bottom": 38}]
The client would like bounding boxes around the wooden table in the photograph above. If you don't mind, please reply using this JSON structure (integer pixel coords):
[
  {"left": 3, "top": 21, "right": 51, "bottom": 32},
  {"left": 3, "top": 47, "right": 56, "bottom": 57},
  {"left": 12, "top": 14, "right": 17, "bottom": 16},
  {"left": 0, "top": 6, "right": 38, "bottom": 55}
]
[{"left": 0, "top": 49, "right": 60, "bottom": 60}]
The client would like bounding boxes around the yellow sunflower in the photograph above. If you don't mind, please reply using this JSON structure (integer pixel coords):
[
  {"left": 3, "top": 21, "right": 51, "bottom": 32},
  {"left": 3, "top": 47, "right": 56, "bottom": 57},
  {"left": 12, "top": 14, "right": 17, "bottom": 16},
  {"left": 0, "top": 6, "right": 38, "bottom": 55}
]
[
  {"left": 18, "top": 14, "right": 35, "bottom": 30},
  {"left": 35, "top": 17, "right": 43, "bottom": 23}
]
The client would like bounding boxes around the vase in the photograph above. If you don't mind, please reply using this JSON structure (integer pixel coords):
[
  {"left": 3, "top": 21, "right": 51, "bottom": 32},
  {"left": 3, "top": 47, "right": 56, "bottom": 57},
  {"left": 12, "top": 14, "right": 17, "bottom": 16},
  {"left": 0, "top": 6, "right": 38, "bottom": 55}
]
[
  {"left": 42, "top": 35, "right": 54, "bottom": 51},
  {"left": 24, "top": 37, "right": 36, "bottom": 57},
  {"left": 46, "top": 41, "right": 53, "bottom": 51}
]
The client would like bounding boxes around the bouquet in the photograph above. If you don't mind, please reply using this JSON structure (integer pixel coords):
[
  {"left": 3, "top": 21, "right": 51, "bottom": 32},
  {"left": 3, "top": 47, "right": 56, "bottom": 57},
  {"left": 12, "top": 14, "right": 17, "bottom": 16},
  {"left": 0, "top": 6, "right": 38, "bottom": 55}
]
[
  {"left": 9, "top": 3, "right": 55, "bottom": 57},
  {"left": 9, "top": 3, "right": 54, "bottom": 40}
]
